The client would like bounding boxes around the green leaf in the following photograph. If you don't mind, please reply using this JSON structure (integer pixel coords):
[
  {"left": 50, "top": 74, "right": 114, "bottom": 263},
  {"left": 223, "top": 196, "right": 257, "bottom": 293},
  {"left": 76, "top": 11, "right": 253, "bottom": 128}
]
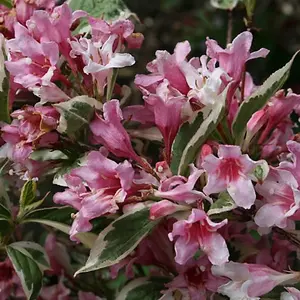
[
  {"left": 29, "top": 149, "right": 68, "bottom": 161},
  {"left": 208, "top": 192, "right": 237, "bottom": 216},
  {"left": 232, "top": 51, "right": 300, "bottom": 145},
  {"left": 75, "top": 208, "right": 158, "bottom": 275},
  {"left": 171, "top": 86, "right": 228, "bottom": 175},
  {"left": 54, "top": 96, "right": 101, "bottom": 135},
  {"left": 210, "top": 0, "right": 239, "bottom": 10},
  {"left": 244, "top": 0, "right": 256, "bottom": 18},
  {"left": 0, "top": 0, "right": 12, "bottom": 8},
  {"left": 22, "top": 207, "right": 97, "bottom": 248},
  {"left": 20, "top": 180, "right": 37, "bottom": 209},
  {"left": 69, "top": 0, "right": 135, "bottom": 33},
  {"left": 0, "top": 202, "right": 11, "bottom": 220},
  {"left": 6, "top": 244, "right": 43, "bottom": 300},
  {"left": 116, "top": 277, "right": 168, "bottom": 300}
]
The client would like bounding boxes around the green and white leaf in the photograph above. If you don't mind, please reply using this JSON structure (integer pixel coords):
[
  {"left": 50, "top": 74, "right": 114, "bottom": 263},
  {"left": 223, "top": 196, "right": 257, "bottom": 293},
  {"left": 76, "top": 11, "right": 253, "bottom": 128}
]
[
  {"left": 6, "top": 244, "right": 43, "bottom": 300},
  {"left": 54, "top": 96, "right": 102, "bottom": 135},
  {"left": 116, "top": 277, "right": 169, "bottom": 300},
  {"left": 68, "top": 0, "right": 136, "bottom": 34},
  {"left": 208, "top": 192, "right": 237, "bottom": 216},
  {"left": 0, "top": 34, "right": 10, "bottom": 123},
  {"left": 75, "top": 208, "right": 158, "bottom": 275},
  {"left": 30, "top": 149, "right": 68, "bottom": 161},
  {"left": 171, "top": 86, "right": 228, "bottom": 175},
  {"left": 210, "top": 0, "right": 239, "bottom": 10},
  {"left": 20, "top": 180, "right": 37, "bottom": 209},
  {"left": 22, "top": 207, "right": 97, "bottom": 248},
  {"left": 232, "top": 51, "right": 300, "bottom": 145},
  {"left": 8, "top": 241, "right": 50, "bottom": 271}
]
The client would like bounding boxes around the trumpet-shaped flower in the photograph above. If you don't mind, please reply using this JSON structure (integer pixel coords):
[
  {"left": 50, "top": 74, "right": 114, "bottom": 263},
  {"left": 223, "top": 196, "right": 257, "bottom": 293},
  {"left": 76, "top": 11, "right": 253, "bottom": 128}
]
[
  {"left": 202, "top": 145, "right": 257, "bottom": 209},
  {"left": 169, "top": 209, "right": 229, "bottom": 265}
]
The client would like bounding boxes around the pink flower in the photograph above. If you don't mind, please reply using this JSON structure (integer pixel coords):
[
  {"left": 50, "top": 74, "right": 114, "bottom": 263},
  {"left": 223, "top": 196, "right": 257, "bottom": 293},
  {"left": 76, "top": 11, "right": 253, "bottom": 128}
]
[
  {"left": 89, "top": 17, "right": 144, "bottom": 49},
  {"left": 150, "top": 200, "right": 190, "bottom": 220},
  {"left": 40, "top": 278, "right": 70, "bottom": 300},
  {"left": 164, "top": 256, "right": 228, "bottom": 300},
  {"left": 70, "top": 35, "right": 135, "bottom": 96},
  {"left": 169, "top": 209, "right": 229, "bottom": 265},
  {"left": 206, "top": 31, "right": 269, "bottom": 82},
  {"left": 212, "top": 262, "right": 300, "bottom": 299},
  {"left": 15, "top": 0, "right": 55, "bottom": 25},
  {"left": 279, "top": 140, "right": 300, "bottom": 184},
  {"left": 135, "top": 41, "right": 191, "bottom": 95},
  {"left": 1, "top": 105, "right": 59, "bottom": 162},
  {"left": 154, "top": 165, "right": 207, "bottom": 204},
  {"left": 26, "top": 3, "right": 87, "bottom": 62},
  {"left": 202, "top": 145, "right": 257, "bottom": 209},
  {"left": 0, "top": 258, "right": 24, "bottom": 299},
  {"left": 53, "top": 150, "right": 135, "bottom": 240},
  {"left": 5, "top": 22, "right": 60, "bottom": 89},
  {"left": 90, "top": 100, "right": 139, "bottom": 161},
  {"left": 78, "top": 291, "right": 103, "bottom": 300},
  {"left": 254, "top": 167, "right": 300, "bottom": 229},
  {"left": 281, "top": 287, "right": 300, "bottom": 300},
  {"left": 144, "top": 80, "right": 186, "bottom": 163}
]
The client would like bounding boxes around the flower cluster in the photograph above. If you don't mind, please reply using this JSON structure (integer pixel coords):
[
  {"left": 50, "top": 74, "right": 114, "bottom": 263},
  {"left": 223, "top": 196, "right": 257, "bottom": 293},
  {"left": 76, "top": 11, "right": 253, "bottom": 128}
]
[{"left": 0, "top": 1, "right": 300, "bottom": 299}]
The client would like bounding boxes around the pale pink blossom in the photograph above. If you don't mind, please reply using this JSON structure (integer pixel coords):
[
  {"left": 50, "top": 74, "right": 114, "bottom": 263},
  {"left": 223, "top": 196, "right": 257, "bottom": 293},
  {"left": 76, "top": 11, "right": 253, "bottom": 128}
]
[
  {"left": 254, "top": 167, "right": 300, "bottom": 229},
  {"left": 281, "top": 287, "right": 300, "bottom": 300},
  {"left": 89, "top": 17, "right": 144, "bottom": 49},
  {"left": 212, "top": 262, "right": 300, "bottom": 299},
  {"left": 70, "top": 35, "right": 135, "bottom": 96},
  {"left": 149, "top": 200, "right": 190, "bottom": 220},
  {"left": 279, "top": 140, "right": 300, "bottom": 184},
  {"left": 169, "top": 209, "right": 229, "bottom": 265},
  {"left": 154, "top": 165, "right": 206, "bottom": 204},
  {"left": 202, "top": 145, "right": 257, "bottom": 209}
]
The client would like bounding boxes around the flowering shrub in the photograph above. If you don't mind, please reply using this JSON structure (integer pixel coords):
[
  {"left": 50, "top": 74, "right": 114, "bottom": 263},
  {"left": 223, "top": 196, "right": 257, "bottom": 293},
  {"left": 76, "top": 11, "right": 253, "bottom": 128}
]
[{"left": 1, "top": 0, "right": 300, "bottom": 299}]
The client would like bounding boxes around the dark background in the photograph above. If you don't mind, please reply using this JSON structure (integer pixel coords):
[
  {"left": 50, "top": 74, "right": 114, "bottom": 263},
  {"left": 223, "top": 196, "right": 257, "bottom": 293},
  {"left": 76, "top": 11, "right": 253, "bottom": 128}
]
[{"left": 120, "top": 0, "right": 300, "bottom": 100}]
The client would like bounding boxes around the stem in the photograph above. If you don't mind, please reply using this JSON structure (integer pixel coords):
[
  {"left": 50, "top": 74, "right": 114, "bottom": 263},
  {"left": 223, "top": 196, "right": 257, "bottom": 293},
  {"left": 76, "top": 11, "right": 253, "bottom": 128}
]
[
  {"left": 240, "top": 65, "right": 247, "bottom": 102},
  {"left": 227, "top": 10, "right": 233, "bottom": 45}
]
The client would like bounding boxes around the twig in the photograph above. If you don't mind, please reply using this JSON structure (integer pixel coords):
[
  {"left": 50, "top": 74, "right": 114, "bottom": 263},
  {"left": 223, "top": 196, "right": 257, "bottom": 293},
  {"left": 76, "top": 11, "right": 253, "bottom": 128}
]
[{"left": 227, "top": 10, "right": 233, "bottom": 45}]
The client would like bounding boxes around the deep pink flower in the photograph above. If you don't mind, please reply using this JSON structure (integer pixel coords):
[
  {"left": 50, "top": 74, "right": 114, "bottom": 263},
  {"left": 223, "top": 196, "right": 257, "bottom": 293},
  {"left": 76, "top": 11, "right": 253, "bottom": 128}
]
[
  {"left": 154, "top": 165, "right": 207, "bottom": 204},
  {"left": 78, "top": 291, "right": 103, "bottom": 300},
  {"left": 212, "top": 262, "right": 300, "bottom": 299},
  {"left": 202, "top": 145, "right": 257, "bottom": 209},
  {"left": 149, "top": 200, "right": 189, "bottom": 220},
  {"left": 1, "top": 105, "right": 59, "bottom": 162},
  {"left": 90, "top": 100, "right": 140, "bottom": 161},
  {"left": 169, "top": 209, "right": 229, "bottom": 265},
  {"left": 164, "top": 256, "right": 228, "bottom": 300},
  {"left": 54, "top": 150, "right": 135, "bottom": 240},
  {"left": 145, "top": 80, "right": 186, "bottom": 163},
  {"left": 0, "top": 258, "right": 24, "bottom": 299},
  {"left": 135, "top": 41, "right": 191, "bottom": 95},
  {"left": 40, "top": 279, "right": 70, "bottom": 300},
  {"left": 89, "top": 17, "right": 144, "bottom": 49},
  {"left": 254, "top": 167, "right": 300, "bottom": 229},
  {"left": 206, "top": 31, "right": 269, "bottom": 82}
]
